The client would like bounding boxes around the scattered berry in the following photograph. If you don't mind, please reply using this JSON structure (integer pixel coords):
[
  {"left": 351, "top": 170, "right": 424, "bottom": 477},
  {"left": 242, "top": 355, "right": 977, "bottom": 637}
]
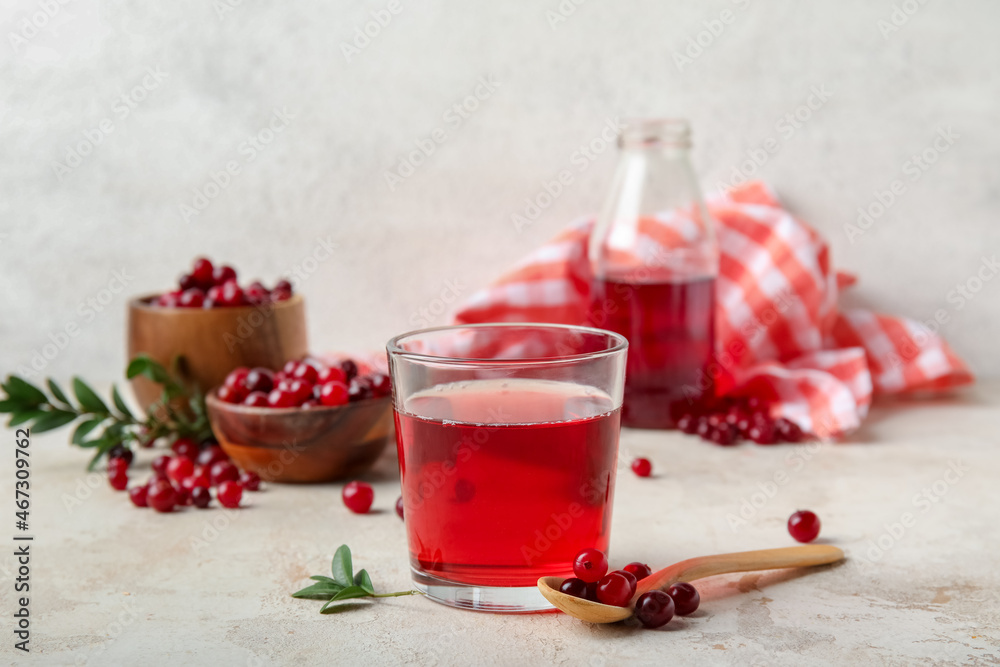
[
  {"left": 148, "top": 480, "right": 178, "bottom": 513},
  {"left": 342, "top": 480, "right": 374, "bottom": 514},
  {"left": 128, "top": 485, "right": 148, "bottom": 508},
  {"left": 191, "top": 486, "right": 212, "bottom": 509},
  {"left": 107, "top": 457, "right": 129, "bottom": 478},
  {"left": 197, "top": 444, "right": 229, "bottom": 468},
  {"left": 171, "top": 437, "right": 200, "bottom": 460},
  {"left": 635, "top": 590, "right": 675, "bottom": 628},
  {"left": 151, "top": 455, "right": 171, "bottom": 477},
  {"left": 666, "top": 582, "right": 700, "bottom": 616},
  {"left": 631, "top": 457, "right": 652, "bottom": 477},
  {"left": 238, "top": 471, "right": 260, "bottom": 491},
  {"left": 166, "top": 456, "right": 195, "bottom": 483},
  {"left": 573, "top": 548, "right": 609, "bottom": 584},
  {"left": 210, "top": 461, "right": 240, "bottom": 486},
  {"left": 107, "top": 444, "right": 133, "bottom": 465},
  {"left": 788, "top": 510, "right": 821, "bottom": 543},
  {"left": 217, "top": 480, "right": 243, "bottom": 508},
  {"left": 108, "top": 472, "right": 128, "bottom": 491}
]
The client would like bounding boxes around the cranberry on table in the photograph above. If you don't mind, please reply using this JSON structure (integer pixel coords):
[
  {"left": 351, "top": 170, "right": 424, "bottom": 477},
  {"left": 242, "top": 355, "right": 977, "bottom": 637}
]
[
  {"left": 128, "top": 485, "right": 148, "bottom": 508},
  {"left": 623, "top": 562, "right": 652, "bottom": 580},
  {"left": 631, "top": 457, "right": 652, "bottom": 477},
  {"left": 210, "top": 461, "right": 240, "bottom": 486},
  {"left": 166, "top": 456, "right": 195, "bottom": 483},
  {"left": 242, "top": 391, "right": 270, "bottom": 407},
  {"left": 748, "top": 421, "right": 777, "bottom": 445},
  {"left": 191, "top": 486, "right": 212, "bottom": 509},
  {"left": 320, "top": 381, "right": 349, "bottom": 407},
  {"left": 244, "top": 367, "right": 275, "bottom": 394},
  {"left": 174, "top": 485, "right": 192, "bottom": 506},
  {"left": 788, "top": 510, "right": 821, "bottom": 543},
  {"left": 108, "top": 472, "right": 128, "bottom": 491},
  {"left": 775, "top": 418, "right": 804, "bottom": 442},
  {"left": 217, "top": 480, "right": 243, "bottom": 508},
  {"left": 171, "top": 436, "right": 200, "bottom": 460},
  {"left": 151, "top": 455, "right": 172, "bottom": 476},
  {"left": 559, "top": 577, "right": 589, "bottom": 599},
  {"left": 635, "top": 590, "right": 675, "bottom": 628},
  {"left": 238, "top": 471, "right": 260, "bottom": 491},
  {"left": 182, "top": 473, "right": 210, "bottom": 491},
  {"left": 666, "top": 582, "right": 700, "bottom": 616},
  {"left": 107, "top": 444, "right": 133, "bottom": 465},
  {"left": 395, "top": 495, "right": 404, "bottom": 520},
  {"left": 107, "top": 457, "right": 129, "bottom": 477},
  {"left": 572, "top": 548, "right": 609, "bottom": 584},
  {"left": 596, "top": 571, "right": 633, "bottom": 607},
  {"left": 342, "top": 480, "right": 374, "bottom": 514},
  {"left": 148, "top": 480, "right": 178, "bottom": 513}
]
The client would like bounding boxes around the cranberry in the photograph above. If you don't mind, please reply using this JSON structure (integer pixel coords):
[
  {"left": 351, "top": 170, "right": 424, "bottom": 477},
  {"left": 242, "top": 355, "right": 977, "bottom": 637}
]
[
  {"left": 596, "top": 572, "right": 633, "bottom": 607},
  {"left": 635, "top": 590, "right": 675, "bottom": 628},
  {"left": 709, "top": 424, "right": 738, "bottom": 446},
  {"left": 788, "top": 510, "right": 821, "bottom": 543},
  {"left": 182, "top": 473, "right": 210, "bottom": 491},
  {"left": 128, "top": 485, "right": 149, "bottom": 508},
  {"left": 220, "top": 280, "right": 246, "bottom": 307},
  {"left": 157, "top": 293, "right": 179, "bottom": 307},
  {"left": 224, "top": 367, "right": 249, "bottom": 389},
  {"left": 585, "top": 582, "right": 599, "bottom": 601},
  {"left": 317, "top": 366, "right": 347, "bottom": 385},
  {"left": 191, "top": 257, "right": 214, "bottom": 286},
  {"left": 174, "top": 485, "right": 192, "bottom": 506},
  {"left": 205, "top": 285, "right": 224, "bottom": 308},
  {"left": 217, "top": 385, "right": 245, "bottom": 403},
  {"left": 572, "top": 548, "right": 609, "bottom": 584},
  {"left": 212, "top": 264, "right": 237, "bottom": 285},
  {"left": 677, "top": 414, "right": 698, "bottom": 434},
  {"left": 107, "top": 444, "right": 133, "bottom": 465},
  {"left": 151, "top": 455, "right": 172, "bottom": 476},
  {"left": 270, "top": 288, "right": 291, "bottom": 302},
  {"left": 191, "top": 486, "right": 212, "bottom": 509},
  {"left": 340, "top": 359, "right": 359, "bottom": 382},
  {"left": 623, "top": 562, "right": 652, "bottom": 580},
  {"left": 166, "top": 456, "right": 195, "bottom": 483},
  {"left": 267, "top": 388, "right": 298, "bottom": 408},
  {"left": 210, "top": 461, "right": 240, "bottom": 486},
  {"left": 631, "top": 457, "right": 652, "bottom": 477},
  {"left": 319, "top": 381, "right": 349, "bottom": 407},
  {"left": 286, "top": 379, "right": 313, "bottom": 405},
  {"left": 107, "top": 457, "right": 129, "bottom": 478},
  {"left": 243, "top": 391, "right": 270, "bottom": 407},
  {"left": 178, "top": 272, "right": 199, "bottom": 291},
  {"left": 198, "top": 445, "right": 229, "bottom": 467},
  {"left": 342, "top": 480, "right": 374, "bottom": 514},
  {"left": 395, "top": 495, "right": 404, "bottom": 520},
  {"left": 273, "top": 279, "right": 292, "bottom": 293},
  {"left": 148, "top": 480, "right": 178, "bottom": 513},
  {"left": 666, "top": 582, "right": 700, "bottom": 616},
  {"left": 300, "top": 399, "right": 320, "bottom": 409},
  {"left": 348, "top": 377, "right": 373, "bottom": 402},
  {"left": 559, "top": 577, "right": 589, "bottom": 599},
  {"left": 369, "top": 373, "right": 391, "bottom": 397},
  {"left": 238, "top": 471, "right": 260, "bottom": 491},
  {"left": 775, "top": 418, "right": 804, "bottom": 443},
  {"left": 616, "top": 569, "right": 638, "bottom": 598},
  {"left": 217, "top": 480, "right": 243, "bottom": 508},
  {"left": 292, "top": 363, "right": 319, "bottom": 385},
  {"left": 695, "top": 417, "right": 711, "bottom": 438},
  {"left": 245, "top": 282, "right": 268, "bottom": 303},
  {"left": 180, "top": 288, "right": 206, "bottom": 308},
  {"left": 748, "top": 421, "right": 777, "bottom": 445},
  {"left": 109, "top": 472, "right": 128, "bottom": 491},
  {"left": 244, "top": 367, "right": 275, "bottom": 394},
  {"left": 171, "top": 437, "right": 199, "bottom": 459}
]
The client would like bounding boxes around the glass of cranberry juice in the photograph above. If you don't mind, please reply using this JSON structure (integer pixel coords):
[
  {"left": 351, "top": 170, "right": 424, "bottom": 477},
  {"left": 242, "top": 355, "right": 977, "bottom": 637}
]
[{"left": 387, "top": 324, "right": 627, "bottom": 612}]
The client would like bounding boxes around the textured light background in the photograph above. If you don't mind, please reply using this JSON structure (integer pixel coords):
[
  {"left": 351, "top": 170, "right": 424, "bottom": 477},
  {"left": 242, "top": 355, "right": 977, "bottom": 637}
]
[{"left": 2, "top": 0, "right": 998, "bottom": 384}]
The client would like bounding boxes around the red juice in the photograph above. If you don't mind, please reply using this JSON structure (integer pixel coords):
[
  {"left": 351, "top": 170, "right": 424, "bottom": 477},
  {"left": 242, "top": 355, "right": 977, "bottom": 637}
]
[
  {"left": 394, "top": 378, "right": 620, "bottom": 587},
  {"left": 588, "top": 275, "right": 715, "bottom": 428}
]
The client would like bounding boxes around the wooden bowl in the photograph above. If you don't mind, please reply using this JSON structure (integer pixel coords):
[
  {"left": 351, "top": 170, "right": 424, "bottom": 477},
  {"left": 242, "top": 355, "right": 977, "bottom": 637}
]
[
  {"left": 127, "top": 294, "right": 308, "bottom": 411},
  {"left": 205, "top": 393, "right": 394, "bottom": 483}
]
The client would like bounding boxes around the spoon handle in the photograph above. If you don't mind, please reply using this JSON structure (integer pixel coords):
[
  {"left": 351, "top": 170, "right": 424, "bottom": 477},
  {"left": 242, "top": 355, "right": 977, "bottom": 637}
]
[{"left": 635, "top": 545, "right": 844, "bottom": 597}]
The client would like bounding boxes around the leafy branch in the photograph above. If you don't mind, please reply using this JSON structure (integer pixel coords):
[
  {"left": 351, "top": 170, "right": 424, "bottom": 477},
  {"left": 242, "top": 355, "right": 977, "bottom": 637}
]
[
  {"left": 292, "top": 545, "right": 422, "bottom": 614},
  {"left": 0, "top": 355, "right": 212, "bottom": 470}
]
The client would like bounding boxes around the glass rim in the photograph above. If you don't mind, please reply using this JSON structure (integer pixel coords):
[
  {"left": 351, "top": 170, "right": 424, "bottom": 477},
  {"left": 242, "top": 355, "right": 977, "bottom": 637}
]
[{"left": 386, "top": 322, "right": 628, "bottom": 366}]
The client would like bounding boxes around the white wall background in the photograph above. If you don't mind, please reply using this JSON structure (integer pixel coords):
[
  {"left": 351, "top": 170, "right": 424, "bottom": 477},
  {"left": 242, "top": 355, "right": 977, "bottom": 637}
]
[{"left": 2, "top": 0, "right": 998, "bottom": 385}]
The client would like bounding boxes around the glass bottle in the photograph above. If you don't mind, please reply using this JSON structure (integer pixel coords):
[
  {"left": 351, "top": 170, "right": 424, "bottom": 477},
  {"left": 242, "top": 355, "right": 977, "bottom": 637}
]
[{"left": 587, "top": 119, "right": 718, "bottom": 429}]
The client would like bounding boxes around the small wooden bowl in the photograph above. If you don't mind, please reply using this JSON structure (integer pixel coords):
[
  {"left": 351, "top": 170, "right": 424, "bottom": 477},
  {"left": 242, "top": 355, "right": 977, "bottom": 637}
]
[
  {"left": 205, "top": 393, "right": 394, "bottom": 483},
  {"left": 127, "top": 294, "right": 308, "bottom": 411}
]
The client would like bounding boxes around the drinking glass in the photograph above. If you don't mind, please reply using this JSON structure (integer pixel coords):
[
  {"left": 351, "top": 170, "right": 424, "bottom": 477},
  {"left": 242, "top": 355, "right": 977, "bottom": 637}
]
[{"left": 387, "top": 323, "right": 627, "bottom": 612}]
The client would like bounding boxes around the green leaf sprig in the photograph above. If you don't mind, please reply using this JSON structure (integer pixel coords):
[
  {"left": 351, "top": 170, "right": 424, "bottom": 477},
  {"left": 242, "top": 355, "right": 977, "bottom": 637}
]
[
  {"left": 292, "top": 545, "right": 422, "bottom": 614},
  {"left": 0, "top": 355, "right": 212, "bottom": 470}
]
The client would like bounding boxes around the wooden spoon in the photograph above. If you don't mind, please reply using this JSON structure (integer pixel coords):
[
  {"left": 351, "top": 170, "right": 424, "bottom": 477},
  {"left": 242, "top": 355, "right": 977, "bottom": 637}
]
[{"left": 537, "top": 544, "right": 844, "bottom": 623}]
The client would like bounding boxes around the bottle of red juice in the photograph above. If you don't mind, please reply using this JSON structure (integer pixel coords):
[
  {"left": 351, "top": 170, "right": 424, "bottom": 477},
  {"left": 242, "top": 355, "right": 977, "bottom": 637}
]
[{"left": 587, "top": 119, "right": 718, "bottom": 429}]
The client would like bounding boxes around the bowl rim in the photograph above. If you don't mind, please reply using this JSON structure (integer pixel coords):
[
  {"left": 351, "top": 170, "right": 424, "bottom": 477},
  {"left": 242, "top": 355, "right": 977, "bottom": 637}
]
[
  {"left": 128, "top": 292, "right": 304, "bottom": 312},
  {"left": 206, "top": 390, "right": 390, "bottom": 415}
]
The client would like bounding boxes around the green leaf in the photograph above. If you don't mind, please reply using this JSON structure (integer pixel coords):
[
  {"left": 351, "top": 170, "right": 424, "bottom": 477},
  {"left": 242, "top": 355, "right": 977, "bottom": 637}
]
[
  {"left": 330, "top": 585, "right": 371, "bottom": 602},
  {"left": 354, "top": 569, "right": 375, "bottom": 595},
  {"left": 126, "top": 355, "right": 170, "bottom": 384},
  {"left": 291, "top": 581, "right": 345, "bottom": 600},
  {"left": 8, "top": 410, "right": 45, "bottom": 427},
  {"left": 0, "top": 399, "right": 30, "bottom": 414},
  {"left": 331, "top": 545, "right": 354, "bottom": 587},
  {"left": 72, "top": 378, "right": 109, "bottom": 414},
  {"left": 31, "top": 410, "right": 77, "bottom": 433},
  {"left": 86, "top": 436, "right": 122, "bottom": 471},
  {"left": 310, "top": 575, "right": 339, "bottom": 584},
  {"left": 72, "top": 418, "right": 105, "bottom": 445},
  {"left": 111, "top": 385, "right": 133, "bottom": 419},
  {"left": 4, "top": 376, "right": 47, "bottom": 406},
  {"left": 47, "top": 379, "right": 73, "bottom": 407}
]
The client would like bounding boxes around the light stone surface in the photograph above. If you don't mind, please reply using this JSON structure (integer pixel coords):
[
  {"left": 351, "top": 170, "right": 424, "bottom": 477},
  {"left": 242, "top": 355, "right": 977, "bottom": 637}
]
[
  {"left": 1, "top": 0, "right": 999, "bottom": 384},
  {"left": 0, "top": 382, "right": 997, "bottom": 666}
]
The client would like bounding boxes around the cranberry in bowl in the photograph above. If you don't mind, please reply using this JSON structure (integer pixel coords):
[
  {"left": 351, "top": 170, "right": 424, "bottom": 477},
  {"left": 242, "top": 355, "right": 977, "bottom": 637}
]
[{"left": 206, "top": 357, "right": 393, "bottom": 483}]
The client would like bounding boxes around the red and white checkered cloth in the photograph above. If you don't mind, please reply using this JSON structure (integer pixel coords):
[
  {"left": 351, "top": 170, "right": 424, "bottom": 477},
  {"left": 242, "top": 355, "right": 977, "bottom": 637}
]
[{"left": 454, "top": 181, "right": 973, "bottom": 439}]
